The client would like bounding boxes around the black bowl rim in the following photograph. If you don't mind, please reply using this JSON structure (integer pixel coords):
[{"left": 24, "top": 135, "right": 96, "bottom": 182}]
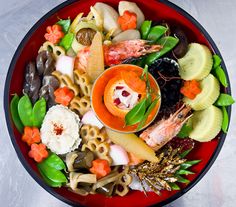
[{"left": 4, "top": 0, "right": 232, "bottom": 207}]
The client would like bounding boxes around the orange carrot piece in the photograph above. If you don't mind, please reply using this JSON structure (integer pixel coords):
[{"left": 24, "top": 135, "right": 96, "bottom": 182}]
[
  {"left": 28, "top": 143, "right": 48, "bottom": 163},
  {"left": 89, "top": 159, "right": 111, "bottom": 179},
  {"left": 22, "top": 126, "right": 41, "bottom": 146},
  {"left": 127, "top": 152, "right": 144, "bottom": 166},
  {"left": 44, "top": 24, "right": 64, "bottom": 44},
  {"left": 118, "top": 10, "right": 137, "bottom": 31},
  {"left": 122, "top": 71, "right": 146, "bottom": 94},
  {"left": 180, "top": 80, "right": 202, "bottom": 100},
  {"left": 54, "top": 87, "right": 74, "bottom": 106}
]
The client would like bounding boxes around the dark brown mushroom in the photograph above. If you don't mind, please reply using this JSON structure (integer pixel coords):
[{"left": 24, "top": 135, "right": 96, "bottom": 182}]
[
  {"left": 172, "top": 27, "right": 188, "bottom": 58},
  {"left": 36, "top": 51, "right": 55, "bottom": 76},
  {"left": 23, "top": 62, "right": 41, "bottom": 104},
  {"left": 76, "top": 28, "right": 97, "bottom": 46},
  {"left": 73, "top": 150, "right": 94, "bottom": 170}
]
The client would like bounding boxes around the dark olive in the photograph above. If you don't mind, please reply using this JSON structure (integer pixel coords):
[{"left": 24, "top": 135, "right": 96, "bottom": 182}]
[
  {"left": 172, "top": 27, "right": 188, "bottom": 58},
  {"left": 23, "top": 62, "right": 41, "bottom": 104},
  {"left": 73, "top": 151, "right": 94, "bottom": 170},
  {"left": 36, "top": 51, "right": 55, "bottom": 76},
  {"left": 76, "top": 28, "right": 97, "bottom": 46}
]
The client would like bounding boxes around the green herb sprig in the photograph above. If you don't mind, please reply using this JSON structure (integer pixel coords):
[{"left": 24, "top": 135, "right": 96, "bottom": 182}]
[{"left": 125, "top": 65, "right": 160, "bottom": 130}]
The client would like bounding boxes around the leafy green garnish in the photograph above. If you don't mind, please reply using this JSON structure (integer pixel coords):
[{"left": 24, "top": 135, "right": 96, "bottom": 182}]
[
  {"left": 222, "top": 106, "right": 229, "bottom": 133},
  {"left": 177, "top": 124, "right": 192, "bottom": 138},
  {"left": 215, "top": 93, "right": 235, "bottom": 106},
  {"left": 180, "top": 160, "right": 201, "bottom": 170},
  {"left": 57, "top": 19, "right": 71, "bottom": 33},
  {"left": 169, "top": 182, "right": 180, "bottom": 190},
  {"left": 59, "top": 33, "right": 74, "bottom": 51},
  {"left": 176, "top": 169, "right": 194, "bottom": 175},
  {"left": 125, "top": 99, "right": 146, "bottom": 126}
]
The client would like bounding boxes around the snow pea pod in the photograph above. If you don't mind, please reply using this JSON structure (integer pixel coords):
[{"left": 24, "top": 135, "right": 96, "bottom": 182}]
[
  {"left": 37, "top": 162, "right": 67, "bottom": 183},
  {"left": 147, "top": 25, "right": 167, "bottom": 42},
  {"left": 18, "top": 95, "right": 33, "bottom": 126},
  {"left": 43, "top": 153, "right": 66, "bottom": 171},
  {"left": 215, "top": 93, "right": 235, "bottom": 106},
  {"left": 145, "top": 36, "right": 179, "bottom": 65},
  {"left": 10, "top": 94, "right": 24, "bottom": 133},
  {"left": 222, "top": 106, "right": 229, "bottom": 133},
  {"left": 32, "top": 97, "right": 46, "bottom": 128},
  {"left": 213, "top": 54, "right": 222, "bottom": 69},
  {"left": 38, "top": 166, "right": 63, "bottom": 187},
  {"left": 57, "top": 19, "right": 71, "bottom": 33},
  {"left": 140, "top": 20, "right": 152, "bottom": 39},
  {"left": 214, "top": 66, "right": 228, "bottom": 87}
]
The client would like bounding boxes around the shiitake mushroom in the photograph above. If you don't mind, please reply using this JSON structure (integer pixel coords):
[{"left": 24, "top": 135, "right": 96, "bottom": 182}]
[
  {"left": 23, "top": 62, "right": 41, "bottom": 104},
  {"left": 76, "top": 28, "right": 97, "bottom": 46},
  {"left": 36, "top": 51, "right": 55, "bottom": 76},
  {"left": 73, "top": 150, "right": 94, "bottom": 170},
  {"left": 172, "top": 27, "right": 188, "bottom": 58},
  {"left": 39, "top": 75, "right": 59, "bottom": 108}
]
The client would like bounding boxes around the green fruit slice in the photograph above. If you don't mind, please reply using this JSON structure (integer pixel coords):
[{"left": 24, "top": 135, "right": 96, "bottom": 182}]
[
  {"left": 189, "top": 105, "right": 223, "bottom": 142},
  {"left": 178, "top": 43, "right": 213, "bottom": 80},
  {"left": 183, "top": 74, "right": 220, "bottom": 110}
]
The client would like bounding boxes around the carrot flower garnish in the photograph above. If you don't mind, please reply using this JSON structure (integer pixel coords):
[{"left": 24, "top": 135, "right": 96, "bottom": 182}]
[
  {"left": 28, "top": 143, "right": 48, "bottom": 163},
  {"left": 44, "top": 24, "right": 64, "bottom": 44},
  {"left": 22, "top": 126, "right": 41, "bottom": 146}
]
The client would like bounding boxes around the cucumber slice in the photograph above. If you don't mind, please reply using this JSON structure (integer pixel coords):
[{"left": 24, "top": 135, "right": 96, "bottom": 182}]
[
  {"left": 183, "top": 74, "right": 220, "bottom": 110},
  {"left": 189, "top": 105, "right": 223, "bottom": 142},
  {"left": 178, "top": 43, "right": 213, "bottom": 80}
]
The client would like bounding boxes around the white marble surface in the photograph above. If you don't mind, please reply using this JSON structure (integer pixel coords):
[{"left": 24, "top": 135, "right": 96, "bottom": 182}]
[{"left": 0, "top": 0, "right": 235, "bottom": 206}]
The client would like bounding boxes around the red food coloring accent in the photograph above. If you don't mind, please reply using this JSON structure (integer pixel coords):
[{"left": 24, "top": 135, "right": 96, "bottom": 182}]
[
  {"left": 53, "top": 123, "right": 64, "bottom": 136},
  {"left": 122, "top": 90, "right": 130, "bottom": 97},
  {"left": 116, "top": 86, "right": 124, "bottom": 90},
  {"left": 114, "top": 98, "right": 121, "bottom": 105}
]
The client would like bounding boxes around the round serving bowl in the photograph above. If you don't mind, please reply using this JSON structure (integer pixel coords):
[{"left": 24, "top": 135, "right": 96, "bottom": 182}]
[
  {"left": 4, "top": 0, "right": 231, "bottom": 206},
  {"left": 91, "top": 64, "right": 161, "bottom": 133}
]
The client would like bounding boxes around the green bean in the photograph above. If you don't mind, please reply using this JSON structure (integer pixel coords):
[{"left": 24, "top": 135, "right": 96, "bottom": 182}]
[
  {"left": 37, "top": 162, "right": 67, "bottom": 183},
  {"left": 221, "top": 106, "right": 229, "bottom": 133},
  {"left": 147, "top": 25, "right": 167, "bottom": 42},
  {"left": 176, "top": 175, "right": 190, "bottom": 184},
  {"left": 140, "top": 20, "right": 152, "bottom": 39},
  {"left": 32, "top": 98, "right": 46, "bottom": 128},
  {"left": 145, "top": 36, "right": 179, "bottom": 65},
  {"left": 176, "top": 169, "right": 194, "bottom": 175},
  {"left": 18, "top": 95, "right": 33, "bottom": 126},
  {"left": 180, "top": 148, "right": 192, "bottom": 158},
  {"left": 43, "top": 153, "right": 66, "bottom": 171},
  {"left": 10, "top": 94, "right": 24, "bottom": 133}
]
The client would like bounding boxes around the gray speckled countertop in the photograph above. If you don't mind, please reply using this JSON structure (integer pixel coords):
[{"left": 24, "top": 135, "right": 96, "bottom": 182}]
[{"left": 0, "top": 0, "right": 236, "bottom": 206}]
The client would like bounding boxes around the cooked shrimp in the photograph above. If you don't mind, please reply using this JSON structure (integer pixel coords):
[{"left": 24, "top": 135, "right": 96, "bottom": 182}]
[
  {"left": 74, "top": 40, "right": 162, "bottom": 71},
  {"left": 140, "top": 104, "right": 192, "bottom": 151}
]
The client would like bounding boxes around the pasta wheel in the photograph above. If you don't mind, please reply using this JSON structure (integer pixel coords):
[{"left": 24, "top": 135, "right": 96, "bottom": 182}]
[
  {"left": 52, "top": 71, "right": 79, "bottom": 96},
  {"left": 82, "top": 139, "right": 112, "bottom": 164},
  {"left": 74, "top": 70, "right": 92, "bottom": 97},
  {"left": 68, "top": 172, "right": 97, "bottom": 196},
  {"left": 80, "top": 124, "right": 106, "bottom": 143},
  {"left": 39, "top": 41, "right": 65, "bottom": 60},
  {"left": 69, "top": 96, "right": 91, "bottom": 116},
  {"left": 115, "top": 173, "right": 132, "bottom": 196}
]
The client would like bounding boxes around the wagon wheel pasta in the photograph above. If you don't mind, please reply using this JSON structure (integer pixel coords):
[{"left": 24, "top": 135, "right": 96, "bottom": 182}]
[
  {"left": 52, "top": 71, "right": 80, "bottom": 96},
  {"left": 69, "top": 96, "right": 91, "bottom": 116},
  {"left": 81, "top": 138, "right": 112, "bottom": 164},
  {"left": 74, "top": 70, "right": 92, "bottom": 97},
  {"left": 80, "top": 124, "right": 106, "bottom": 143},
  {"left": 38, "top": 41, "right": 65, "bottom": 59}
]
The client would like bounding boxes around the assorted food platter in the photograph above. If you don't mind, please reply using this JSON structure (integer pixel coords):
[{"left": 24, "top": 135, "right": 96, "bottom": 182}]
[{"left": 4, "top": 0, "right": 233, "bottom": 206}]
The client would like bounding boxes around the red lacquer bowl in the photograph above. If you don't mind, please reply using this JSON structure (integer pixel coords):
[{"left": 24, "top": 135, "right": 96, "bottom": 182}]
[{"left": 4, "top": 0, "right": 231, "bottom": 207}]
